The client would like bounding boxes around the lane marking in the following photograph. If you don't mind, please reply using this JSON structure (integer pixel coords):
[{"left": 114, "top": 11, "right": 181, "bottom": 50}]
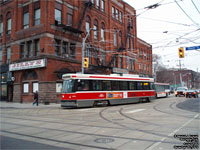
[
  {"left": 126, "top": 109, "right": 145, "bottom": 113},
  {"left": 146, "top": 113, "right": 199, "bottom": 150}
]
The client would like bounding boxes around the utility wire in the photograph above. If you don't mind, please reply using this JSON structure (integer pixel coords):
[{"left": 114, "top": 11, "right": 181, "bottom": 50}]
[
  {"left": 175, "top": 0, "right": 200, "bottom": 27},
  {"left": 191, "top": 0, "right": 200, "bottom": 15}
]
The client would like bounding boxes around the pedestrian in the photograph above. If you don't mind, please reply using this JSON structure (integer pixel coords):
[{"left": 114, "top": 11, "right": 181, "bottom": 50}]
[{"left": 33, "top": 91, "right": 39, "bottom": 106}]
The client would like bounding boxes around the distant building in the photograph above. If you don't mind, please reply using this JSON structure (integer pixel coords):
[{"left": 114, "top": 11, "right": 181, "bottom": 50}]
[
  {"left": 0, "top": 0, "right": 152, "bottom": 103},
  {"left": 156, "top": 69, "right": 200, "bottom": 89}
]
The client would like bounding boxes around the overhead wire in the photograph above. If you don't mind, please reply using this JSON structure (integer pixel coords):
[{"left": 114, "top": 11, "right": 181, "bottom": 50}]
[
  {"left": 174, "top": 0, "right": 200, "bottom": 27},
  {"left": 191, "top": 0, "right": 200, "bottom": 15}
]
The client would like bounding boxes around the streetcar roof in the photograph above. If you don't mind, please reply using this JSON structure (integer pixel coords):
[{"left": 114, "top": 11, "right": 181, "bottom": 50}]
[
  {"left": 62, "top": 73, "right": 154, "bottom": 82},
  {"left": 154, "top": 82, "right": 170, "bottom": 85}
]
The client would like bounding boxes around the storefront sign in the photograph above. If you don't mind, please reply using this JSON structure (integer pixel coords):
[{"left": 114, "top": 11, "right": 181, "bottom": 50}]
[{"left": 9, "top": 59, "right": 46, "bottom": 71}]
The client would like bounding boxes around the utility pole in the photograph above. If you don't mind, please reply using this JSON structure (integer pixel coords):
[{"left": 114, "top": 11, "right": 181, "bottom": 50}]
[
  {"left": 81, "top": 28, "right": 94, "bottom": 74},
  {"left": 179, "top": 59, "right": 183, "bottom": 87}
]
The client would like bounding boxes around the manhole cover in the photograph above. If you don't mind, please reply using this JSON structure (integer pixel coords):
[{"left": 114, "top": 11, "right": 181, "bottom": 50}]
[{"left": 94, "top": 138, "right": 115, "bottom": 143}]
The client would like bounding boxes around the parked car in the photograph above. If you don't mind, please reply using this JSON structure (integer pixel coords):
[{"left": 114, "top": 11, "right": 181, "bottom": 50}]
[
  {"left": 175, "top": 87, "right": 188, "bottom": 97},
  {"left": 186, "top": 90, "right": 198, "bottom": 98},
  {"left": 195, "top": 89, "right": 200, "bottom": 94}
]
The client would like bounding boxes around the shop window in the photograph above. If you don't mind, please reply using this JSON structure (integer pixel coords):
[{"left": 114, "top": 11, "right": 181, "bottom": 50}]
[
  {"left": 56, "top": 82, "right": 62, "bottom": 93},
  {"left": 33, "top": 82, "right": 39, "bottom": 93},
  {"left": 23, "top": 83, "right": 29, "bottom": 93}
]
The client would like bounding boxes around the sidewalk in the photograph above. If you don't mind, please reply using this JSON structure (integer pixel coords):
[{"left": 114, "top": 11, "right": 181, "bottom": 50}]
[{"left": 0, "top": 101, "right": 60, "bottom": 109}]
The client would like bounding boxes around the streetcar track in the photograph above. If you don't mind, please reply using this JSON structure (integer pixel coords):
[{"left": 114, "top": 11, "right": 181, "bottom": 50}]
[
  {"left": 1, "top": 122, "right": 179, "bottom": 145},
  {"left": 98, "top": 106, "right": 174, "bottom": 139},
  {"left": 152, "top": 101, "right": 198, "bottom": 119}
]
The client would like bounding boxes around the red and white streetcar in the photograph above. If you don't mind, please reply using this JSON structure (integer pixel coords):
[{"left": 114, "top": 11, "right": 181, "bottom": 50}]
[
  {"left": 61, "top": 74, "right": 156, "bottom": 107},
  {"left": 154, "top": 82, "right": 170, "bottom": 98}
]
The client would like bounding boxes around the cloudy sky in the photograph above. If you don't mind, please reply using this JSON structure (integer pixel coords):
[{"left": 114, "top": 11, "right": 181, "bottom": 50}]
[{"left": 124, "top": 0, "right": 200, "bottom": 72}]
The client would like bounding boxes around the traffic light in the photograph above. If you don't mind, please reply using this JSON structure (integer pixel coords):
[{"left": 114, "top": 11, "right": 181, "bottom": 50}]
[
  {"left": 83, "top": 57, "right": 89, "bottom": 68},
  {"left": 178, "top": 47, "right": 184, "bottom": 58}
]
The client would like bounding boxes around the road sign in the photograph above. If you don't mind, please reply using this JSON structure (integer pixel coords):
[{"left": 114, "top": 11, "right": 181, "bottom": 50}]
[{"left": 185, "top": 46, "right": 200, "bottom": 51}]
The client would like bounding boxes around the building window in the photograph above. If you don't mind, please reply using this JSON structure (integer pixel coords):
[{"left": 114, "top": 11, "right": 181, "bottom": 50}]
[
  {"left": 20, "top": 42, "right": 25, "bottom": 58},
  {"left": 102, "top": 51, "right": 106, "bottom": 65},
  {"left": 62, "top": 41, "right": 68, "bottom": 57},
  {"left": 91, "top": 0, "right": 94, "bottom": 4},
  {"left": 132, "top": 38, "right": 134, "bottom": 49},
  {"left": 119, "top": 11, "right": 122, "bottom": 22},
  {"left": 86, "top": 47, "right": 91, "bottom": 63},
  {"left": 101, "top": 0, "right": 105, "bottom": 12},
  {"left": 86, "top": 16, "right": 91, "bottom": 34},
  {"left": 116, "top": 9, "right": 119, "bottom": 20},
  {"left": 55, "top": 39, "right": 60, "bottom": 56},
  {"left": 96, "top": 0, "right": 100, "bottom": 9},
  {"left": 6, "top": 47, "right": 11, "bottom": 64},
  {"left": 34, "top": 9, "right": 40, "bottom": 26},
  {"left": 23, "top": 83, "right": 29, "bottom": 93},
  {"left": 34, "top": 39, "right": 40, "bottom": 56},
  {"left": 0, "top": 47, "right": 2, "bottom": 65},
  {"left": 0, "top": 15, "right": 3, "bottom": 36},
  {"left": 120, "top": 57, "right": 123, "bottom": 68},
  {"left": 131, "top": 18, "right": 133, "bottom": 28},
  {"left": 130, "top": 59, "right": 134, "bottom": 71},
  {"left": 113, "top": 29, "right": 117, "bottom": 47},
  {"left": 101, "top": 22, "right": 105, "bottom": 41},
  {"left": 69, "top": 43, "right": 75, "bottom": 59},
  {"left": 23, "top": 6, "right": 29, "bottom": 29},
  {"left": 113, "top": 56, "right": 118, "bottom": 68},
  {"left": 67, "top": 7, "right": 73, "bottom": 26},
  {"left": 27, "top": 41, "right": 33, "bottom": 57},
  {"left": 119, "top": 30, "right": 122, "bottom": 47},
  {"left": 34, "top": 1, "right": 40, "bottom": 25},
  {"left": 55, "top": 9, "right": 61, "bottom": 25},
  {"left": 6, "top": 12, "right": 11, "bottom": 34},
  {"left": 144, "top": 64, "right": 146, "bottom": 72},
  {"left": 94, "top": 19, "right": 98, "bottom": 40},
  {"left": 33, "top": 82, "right": 39, "bottom": 93},
  {"left": 112, "top": 7, "right": 115, "bottom": 18}
]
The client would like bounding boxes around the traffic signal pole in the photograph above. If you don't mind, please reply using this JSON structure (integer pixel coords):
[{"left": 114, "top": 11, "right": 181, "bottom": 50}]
[{"left": 179, "top": 59, "right": 183, "bottom": 87}]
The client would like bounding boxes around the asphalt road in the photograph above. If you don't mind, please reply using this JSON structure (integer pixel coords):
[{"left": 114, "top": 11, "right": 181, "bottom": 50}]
[{"left": 0, "top": 96, "right": 199, "bottom": 150}]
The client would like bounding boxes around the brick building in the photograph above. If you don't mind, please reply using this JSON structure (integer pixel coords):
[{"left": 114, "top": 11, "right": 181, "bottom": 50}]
[
  {"left": 156, "top": 69, "right": 200, "bottom": 89},
  {"left": 0, "top": 0, "right": 152, "bottom": 103}
]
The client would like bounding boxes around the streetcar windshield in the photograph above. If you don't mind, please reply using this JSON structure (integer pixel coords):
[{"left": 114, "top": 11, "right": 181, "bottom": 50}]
[{"left": 62, "top": 79, "right": 75, "bottom": 93}]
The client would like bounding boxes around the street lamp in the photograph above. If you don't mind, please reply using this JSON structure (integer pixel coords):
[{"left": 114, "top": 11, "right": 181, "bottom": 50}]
[{"left": 81, "top": 28, "right": 95, "bottom": 74}]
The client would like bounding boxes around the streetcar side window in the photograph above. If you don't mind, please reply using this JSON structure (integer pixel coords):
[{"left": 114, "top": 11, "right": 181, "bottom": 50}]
[
  {"left": 129, "top": 81, "right": 136, "bottom": 90},
  {"left": 62, "top": 79, "right": 75, "bottom": 93},
  {"left": 102, "top": 80, "right": 111, "bottom": 91},
  {"left": 143, "top": 82, "right": 150, "bottom": 90},
  {"left": 111, "top": 81, "right": 120, "bottom": 90},
  {"left": 137, "top": 82, "right": 143, "bottom": 90},
  {"left": 120, "top": 81, "right": 128, "bottom": 90},
  {"left": 92, "top": 80, "right": 103, "bottom": 91},
  {"left": 76, "top": 79, "right": 90, "bottom": 91},
  {"left": 150, "top": 83, "right": 155, "bottom": 90}
]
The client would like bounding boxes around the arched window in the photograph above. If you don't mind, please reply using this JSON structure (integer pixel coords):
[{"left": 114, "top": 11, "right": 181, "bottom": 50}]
[
  {"left": 6, "top": 12, "right": 12, "bottom": 34},
  {"left": 86, "top": 16, "right": 91, "bottom": 34},
  {"left": 101, "top": 22, "right": 105, "bottom": 41},
  {"left": 94, "top": 19, "right": 98, "bottom": 40}
]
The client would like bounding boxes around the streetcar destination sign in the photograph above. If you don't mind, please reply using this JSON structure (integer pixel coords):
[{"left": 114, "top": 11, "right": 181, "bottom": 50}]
[{"left": 185, "top": 46, "right": 200, "bottom": 51}]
